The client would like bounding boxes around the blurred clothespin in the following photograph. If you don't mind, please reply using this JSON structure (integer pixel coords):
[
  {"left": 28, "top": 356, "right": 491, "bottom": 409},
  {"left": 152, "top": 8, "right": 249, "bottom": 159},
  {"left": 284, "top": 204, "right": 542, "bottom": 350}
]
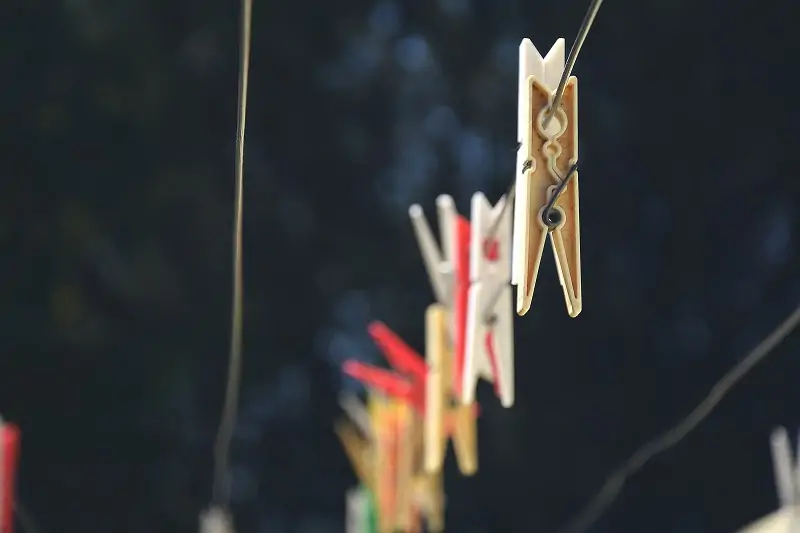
[
  {"left": 369, "top": 395, "right": 423, "bottom": 533},
  {"left": 424, "top": 304, "right": 478, "bottom": 476},
  {"left": 344, "top": 323, "right": 427, "bottom": 413},
  {"left": 345, "top": 317, "right": 477, "bottom": 476},
  {"left": 461, "top": 192, "right": 515, "bottom": 407},
  {"left": 199, "top": 507, "right": 235, "bottom": 533},
  {"left": 0, "top": 418, "right": 20, "bottom": 533},
  {"left": 408, "top": 196, "right": 458, "bottom": 307},
  {"left": 411, "top": 469, "right": 444, "bottom": 533},
  {"left": 513, "top": 37, "right": 582, "bottom": 318},
  {"left": 408, "top": 196, "right": 475, "bottom": 403},
  {"left": 385, "top": 395, "right": 445, "bottom": 533},
  {"left": 346, "top": 485, "right": 378, "bottom": 533},
  {"left": 736, "top": 427, "right": 800, "bottom": 533},
  {"left": 335, "top": 394, "right": 375, "bottom": 493}
]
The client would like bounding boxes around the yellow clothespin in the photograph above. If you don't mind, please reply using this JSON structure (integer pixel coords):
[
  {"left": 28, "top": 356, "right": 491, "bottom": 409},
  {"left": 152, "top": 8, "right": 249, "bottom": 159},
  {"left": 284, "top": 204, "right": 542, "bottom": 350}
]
[
  {"left": 513, "top": 38, "right": 581, "bottom": 317},
  {"left": 424, "top": 303, "right": 478, "bottom": 476},
  {"left": 411, "top": 469, "right": 444, "bottom": 533},
  {"left": 339, "top": 391, "right": 448, "bottom": 533},
  {"left": 334, "top": 417, "right": 374, "bottom": 496},
  {"left": 369, "top": 395, "right": 435, "bottom": 533}
]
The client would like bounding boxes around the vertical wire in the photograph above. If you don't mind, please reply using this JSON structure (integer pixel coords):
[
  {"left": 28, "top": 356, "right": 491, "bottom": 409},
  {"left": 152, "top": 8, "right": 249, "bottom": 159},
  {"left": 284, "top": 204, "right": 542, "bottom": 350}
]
[{"left": 211, "top": 0, "right": 253, "bottom": 509}]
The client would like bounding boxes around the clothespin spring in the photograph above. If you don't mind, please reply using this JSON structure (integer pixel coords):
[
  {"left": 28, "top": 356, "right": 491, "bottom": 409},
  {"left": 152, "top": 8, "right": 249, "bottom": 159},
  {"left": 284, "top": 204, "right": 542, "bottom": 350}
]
[
  {"left": 541, "top": 163, "right": 579, "bottom": 229},
  {"left": 479, "top": 163, "right": 579, "bottom": 325}
]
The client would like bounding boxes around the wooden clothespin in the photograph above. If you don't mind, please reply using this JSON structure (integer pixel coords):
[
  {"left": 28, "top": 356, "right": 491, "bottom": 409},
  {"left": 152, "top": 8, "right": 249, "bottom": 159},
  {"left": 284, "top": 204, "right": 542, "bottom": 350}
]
[
  {"left": 461, "top": 192, "right": 515, "bottom": 407},
  {"left": 336, "top": 393, "right": 414, "bottom": 533},
  {"left": 369, "top": 395, "right": 404, "bottom": 533},
  {"left": 339, "top": 325, "right": 456, "bottom": 532},
  {"left": 513, "top": 37, "right": 582, "bottom": 317},
  {"left": 424, "top": 303, "right": 478, "bottom": 476},
  {"left": 335, "top": 394, "right": 376, "bottom": 494},
  {"left": 736, "top": 427, "right": 800, "bottom": 533},
  {"left": 345, "top": 318, "right": 478, "bottom": 477},
  {"left": 0, "top": 419, "right": 20, "bottom": 533}
]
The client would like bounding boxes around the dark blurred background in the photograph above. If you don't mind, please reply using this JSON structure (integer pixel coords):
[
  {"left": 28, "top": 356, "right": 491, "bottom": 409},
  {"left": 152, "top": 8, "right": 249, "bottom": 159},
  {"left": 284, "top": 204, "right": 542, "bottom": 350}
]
[{"left": 2, "top": 0, "right": 799, "bottom": 532}]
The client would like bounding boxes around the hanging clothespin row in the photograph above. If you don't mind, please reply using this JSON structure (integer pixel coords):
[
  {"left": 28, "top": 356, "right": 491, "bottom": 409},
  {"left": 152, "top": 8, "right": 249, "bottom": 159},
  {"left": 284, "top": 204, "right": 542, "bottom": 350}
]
[
  {"left": 461, "top": 193, "right": 515, "bottom": 407},
  {"left": 0, "top": 418, "right": 20, "bottom": 533},
  {"left": 513, "top": 37, "right": 582, "bottom": 317},
  {"left": 344, "top": 318, "right": 478, "bottom": 476},
  {"left": 736, "top": 427, "right": 800, "bottom": 533}
]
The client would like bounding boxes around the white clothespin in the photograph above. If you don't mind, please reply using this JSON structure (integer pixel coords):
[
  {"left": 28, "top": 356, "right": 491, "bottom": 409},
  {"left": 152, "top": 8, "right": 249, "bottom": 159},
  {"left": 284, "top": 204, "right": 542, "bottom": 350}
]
[
  {"left": 346, "top": 486, "right": 374, "bottom": 533},
  {"left": 461, "top": 193, "right": 515, "bottom": 407},
  {"left": 199, "top": 507, "right": 235, "bottom": 533},
  {"left": 512, "top": 38, "right": 582, "bottom": 317},
  {"left": 339, "top": 392, "right": 374, "bottom": 441},
  {"left": 736, "top": 427, "right": 800, "bottom": 533},
  {"left": 409, "top": 196, "right": 458, "bottom": 307}
]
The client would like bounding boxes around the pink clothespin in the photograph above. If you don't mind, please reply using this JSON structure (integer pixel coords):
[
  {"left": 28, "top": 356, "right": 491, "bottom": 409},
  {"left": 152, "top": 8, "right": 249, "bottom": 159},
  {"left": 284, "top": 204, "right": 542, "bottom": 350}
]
[
  {"left": 461, "top": 193, "right": 515, "bottom": 407},
  {"left": 0, "top": 419, "right": 20, "bottom": 533}
]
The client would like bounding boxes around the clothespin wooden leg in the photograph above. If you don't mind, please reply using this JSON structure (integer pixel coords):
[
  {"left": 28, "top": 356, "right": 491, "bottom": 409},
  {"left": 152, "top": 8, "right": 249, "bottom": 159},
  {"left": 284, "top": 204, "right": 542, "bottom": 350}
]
[
  {"left": 393, "top": 402, "right": 414, "bottom": 532},
  {"left": 424, "top": 304, "right": 446, "bottom": 473}
]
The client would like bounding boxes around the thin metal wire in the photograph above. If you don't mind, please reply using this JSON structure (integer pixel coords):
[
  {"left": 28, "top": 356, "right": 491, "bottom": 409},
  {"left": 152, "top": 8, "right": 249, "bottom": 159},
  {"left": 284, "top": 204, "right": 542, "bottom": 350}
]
[
  {"left": 542, "top": 0, "right": 604, "bottom": 130},
  {"left": 211, "top": 0, "right": 252, "bottom": 509},
  {"left": 554, "top": 302, "right": 800, "bottom": 533}
]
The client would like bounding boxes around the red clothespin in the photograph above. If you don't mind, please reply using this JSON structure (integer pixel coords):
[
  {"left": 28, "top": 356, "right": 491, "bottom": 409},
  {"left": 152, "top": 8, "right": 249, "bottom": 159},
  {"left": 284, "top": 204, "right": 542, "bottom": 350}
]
[
  {"left": 343, "top": 322, "right": 427, "bottom": 413},
  {"left": 1, "top": 420, "right": 20, "bottom": 533},
  {"left": 452, "top": 215, "right": 472, "bottom": 398}
]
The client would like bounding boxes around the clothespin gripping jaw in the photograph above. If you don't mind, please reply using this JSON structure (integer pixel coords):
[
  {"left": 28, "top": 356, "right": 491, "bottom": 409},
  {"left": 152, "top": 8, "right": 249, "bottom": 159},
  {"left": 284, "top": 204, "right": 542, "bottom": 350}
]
[
  {"left": 409, "top": 195, "right": 458, "bottom": 307},
  {"left": 513, "top": 37, "right": 582, "bottom": 318}
]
